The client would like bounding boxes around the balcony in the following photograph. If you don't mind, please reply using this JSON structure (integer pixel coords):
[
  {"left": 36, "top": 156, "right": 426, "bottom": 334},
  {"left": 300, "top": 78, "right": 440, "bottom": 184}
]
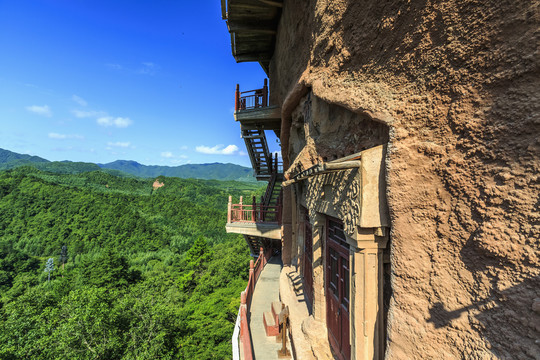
[
  {"left": 226, "top": 195, "right": 282, "bottom": 240},
  {"left": 221, "top": 0, "right": 283, "bottom": 74},
  {"left": 234, "top": 80, "right": 281, "bottom": 132}
]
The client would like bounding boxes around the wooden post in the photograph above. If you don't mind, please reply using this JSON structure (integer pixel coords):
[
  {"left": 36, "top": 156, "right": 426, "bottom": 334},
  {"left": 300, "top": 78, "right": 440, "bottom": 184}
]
[
  {"left": 252, "top": 196, "right": 256, "bottom": 222},
  {"left": 228, "top": 196, "right": 232, "bottom": 223},
  {"left": 235, "top": 84, "right": 240, "bottom": 111},
  {"left": 275, "top": 153, "right": 278, "bottom": 173},
  {"left": 260, "top": 247, "right": 265, "bottom": 266},
  {"left": 263, "top": 78, "right": 268, "bottom": 107},
  {"left": 240, "top": 196, "right": 243, "bottom": 221},
  {"left": 277, "top": 306, "right": 291, "bottom": 358}
]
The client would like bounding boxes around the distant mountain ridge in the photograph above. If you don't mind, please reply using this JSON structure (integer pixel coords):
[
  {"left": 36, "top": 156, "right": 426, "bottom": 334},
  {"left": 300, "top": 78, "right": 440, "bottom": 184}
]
[
  {"left": 0, "top": 148, "right": 255, "bottom": 181},
  {"left": 97, "top": 160, "right": 254, "bottom": 181},
  {"left": 0, "top": 148, "right": 49, "bottom": 164}
]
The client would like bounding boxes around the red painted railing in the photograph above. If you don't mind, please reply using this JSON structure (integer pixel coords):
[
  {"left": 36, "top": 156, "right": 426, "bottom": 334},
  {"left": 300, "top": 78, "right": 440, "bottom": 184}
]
[
  {"left": 227, "top": 196, "right": 282, "bottom": 225},
  {"left": 237, "top": 247, "right": 271, "bottom": 360},
  {"left": 235, "top": 79, "right": 268, "bottom": 111}
]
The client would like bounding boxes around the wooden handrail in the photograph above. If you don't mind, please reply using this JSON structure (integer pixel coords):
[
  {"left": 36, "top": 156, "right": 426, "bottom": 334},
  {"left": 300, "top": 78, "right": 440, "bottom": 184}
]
[
  {"left": 237, "top": 247, "right": 272, "bottom": 360},
  {"left": 235, "top": 79, "right": 269, "bottom": 111},
  {"left": 229, "top": 203, "right": 281, "bottom": 224}
]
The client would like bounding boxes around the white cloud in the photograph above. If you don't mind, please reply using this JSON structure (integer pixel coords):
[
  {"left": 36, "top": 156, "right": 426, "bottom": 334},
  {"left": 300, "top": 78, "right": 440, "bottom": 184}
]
[
  {"left": 161, "top": 151, "right": 173, "bottom": 158},
  {"left": 97, "top": 116, "right": 132, "bottom": 128},
  {"left": 48, "top": 132, "right": 84, "bottom": 140},
  {"left": 72, "top": 95, "right": 87, "bottom": 107},
  {"left": 107, "top": 141, "right": 131, "bottom": 148},
  {"left": 27, "top": 105, "right": 52, "bottom": 117},
  {"left": 71, "top": 109, "right": 133, "bottom": 129},
  {"left": 195, "top": 144, "right": 239, "bottom": 155},
  {"left": 72, "top": 110, "right": 105, "bottom": 118}
]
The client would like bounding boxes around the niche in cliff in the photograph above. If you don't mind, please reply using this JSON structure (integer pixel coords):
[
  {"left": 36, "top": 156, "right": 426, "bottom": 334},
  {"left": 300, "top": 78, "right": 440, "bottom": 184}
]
[{"left": 290, "top": 92, "right": 389, "bottom": 168}]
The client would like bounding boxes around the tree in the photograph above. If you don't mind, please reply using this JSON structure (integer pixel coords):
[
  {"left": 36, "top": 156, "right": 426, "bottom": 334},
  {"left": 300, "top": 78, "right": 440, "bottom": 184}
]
[
  {"left": 44, "top": 258, "right": 54, "bottom": 282},
  {"left": 60, "top": 245, "right": 68, "bottom": 270}
]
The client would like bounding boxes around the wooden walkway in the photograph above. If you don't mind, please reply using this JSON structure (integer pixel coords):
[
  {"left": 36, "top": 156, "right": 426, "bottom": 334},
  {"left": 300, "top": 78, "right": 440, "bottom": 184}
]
[{"left": 249, "top": 256, "right": 283, "bottom": 359}]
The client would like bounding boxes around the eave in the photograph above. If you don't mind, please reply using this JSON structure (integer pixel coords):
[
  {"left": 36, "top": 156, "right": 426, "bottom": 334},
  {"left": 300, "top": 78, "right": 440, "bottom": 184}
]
[{"left": 221, "top": 0, "right": 282, "bottom": 75}]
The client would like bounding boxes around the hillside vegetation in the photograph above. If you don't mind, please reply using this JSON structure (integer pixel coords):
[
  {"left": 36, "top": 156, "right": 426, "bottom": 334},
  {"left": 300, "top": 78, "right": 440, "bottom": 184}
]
[{"left": 0, "top": 167, "right": 263, "bottom": 359}]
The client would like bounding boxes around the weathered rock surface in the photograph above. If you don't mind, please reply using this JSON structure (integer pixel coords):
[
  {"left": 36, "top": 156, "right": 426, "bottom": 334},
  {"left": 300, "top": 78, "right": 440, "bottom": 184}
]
[{"left": 270, "top": 0, "right": 540, "bottom": 358}]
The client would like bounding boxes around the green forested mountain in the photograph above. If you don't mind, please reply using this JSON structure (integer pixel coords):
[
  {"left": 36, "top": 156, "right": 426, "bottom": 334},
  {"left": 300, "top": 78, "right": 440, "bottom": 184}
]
[
  {"left": 99, "top": 160, "right": 255, "bottom": 181},
  {"left": 0, "top": 148, "right": 255, "bottom": 181},
  {"left": 0, "top": 166, "right": 264, "bottom": 359},
  {"left": 0, "top": 148, "right": 49, "bottom": 164}
]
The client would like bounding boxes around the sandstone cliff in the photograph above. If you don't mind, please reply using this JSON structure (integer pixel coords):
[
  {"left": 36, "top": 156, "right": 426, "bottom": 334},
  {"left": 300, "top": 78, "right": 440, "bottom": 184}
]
[{"left": 270, "top": 1, "right": 540, "bottom": 358}]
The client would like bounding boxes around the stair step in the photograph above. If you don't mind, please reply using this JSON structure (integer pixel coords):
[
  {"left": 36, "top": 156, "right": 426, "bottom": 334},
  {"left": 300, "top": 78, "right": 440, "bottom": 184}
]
[
  {"left": 263, "top": 311, "right": 279, "bottom": 337},
  {"left": 243, "top": 135, "right": 264, "bottom": 139}
]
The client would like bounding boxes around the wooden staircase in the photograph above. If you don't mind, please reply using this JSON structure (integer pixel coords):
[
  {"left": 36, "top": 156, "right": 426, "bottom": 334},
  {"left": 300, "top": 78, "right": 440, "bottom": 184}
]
[
  {"left": 245, "top": 235, "right": 265, "bottom": 257},
  {"left": 244, "top": 235, "right": 280, "bottom": 257},
  {"left": 238, "top": 124, "right": 283, "bottom": 257},
  {"left": 264, "top": 173, "right": 283, "bottom": 207},
  {"left": 242, "top": 128, "right": 272, "bottom": 180}
]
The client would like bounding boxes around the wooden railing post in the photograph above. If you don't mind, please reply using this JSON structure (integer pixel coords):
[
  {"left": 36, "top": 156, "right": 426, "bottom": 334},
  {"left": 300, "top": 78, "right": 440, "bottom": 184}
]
[
  {"left": 263, "top": 78, "right": 268, "bottom": 107},
  {"left": 260, "top": 247, "right": 265, "bottom": 266},
  {"left": 252, "top": 196, "right": 256, "bottom": 222},
  {"left": 239, "top": 196, "right": 243, "bottom": 221},
  {"left": 235, "top": 84, "right": 240, "bottom": 111},
  {"left": 228, "top": 196, "right": 232, "bottom": 223}
]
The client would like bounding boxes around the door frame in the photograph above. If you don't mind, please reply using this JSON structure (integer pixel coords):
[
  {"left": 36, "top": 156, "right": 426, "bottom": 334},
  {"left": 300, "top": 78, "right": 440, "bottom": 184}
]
[
  {"left": 302, "top": 208, "right": 314, "bottom": 307},
  {"left": 325, "top": 217, "right": 351, "bottom": 360}
]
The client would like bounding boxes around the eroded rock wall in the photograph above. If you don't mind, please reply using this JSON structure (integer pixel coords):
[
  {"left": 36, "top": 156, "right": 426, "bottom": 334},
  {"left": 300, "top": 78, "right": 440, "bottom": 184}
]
[{"left": 271, "top": 0, "right": 540, "bottom": 358}]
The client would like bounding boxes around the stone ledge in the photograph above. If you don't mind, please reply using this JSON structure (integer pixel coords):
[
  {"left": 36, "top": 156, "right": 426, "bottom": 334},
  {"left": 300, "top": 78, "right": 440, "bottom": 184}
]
[{"left": 280, "top": 266, "right": 333, "bottom": 359}]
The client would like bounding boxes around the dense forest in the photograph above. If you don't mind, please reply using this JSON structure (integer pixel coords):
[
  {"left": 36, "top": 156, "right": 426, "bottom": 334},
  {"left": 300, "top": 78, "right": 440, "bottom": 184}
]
[{"left": 0, "top": 166, "right": 263, "bottom": 359}]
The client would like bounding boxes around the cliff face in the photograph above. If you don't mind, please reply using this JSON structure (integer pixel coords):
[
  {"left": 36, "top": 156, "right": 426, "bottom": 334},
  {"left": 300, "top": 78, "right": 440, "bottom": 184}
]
[{"left": 270, "top": 0, "right": 540, "bottom": 358}]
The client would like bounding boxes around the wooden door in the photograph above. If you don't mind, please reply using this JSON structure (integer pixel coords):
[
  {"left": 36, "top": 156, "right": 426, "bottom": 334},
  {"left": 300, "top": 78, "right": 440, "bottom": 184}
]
[
  {"left": 326, "top": 218, "right": 351, "bottom": 360},
  {"left": 303, "top": 211, "right": 313, "bottom": 305}
]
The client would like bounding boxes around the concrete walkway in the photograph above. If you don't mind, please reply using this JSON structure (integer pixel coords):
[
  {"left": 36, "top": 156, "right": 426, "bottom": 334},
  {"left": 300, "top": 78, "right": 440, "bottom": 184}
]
[{"left": 249, "top": 256, "right": 283, "bottom": 359}]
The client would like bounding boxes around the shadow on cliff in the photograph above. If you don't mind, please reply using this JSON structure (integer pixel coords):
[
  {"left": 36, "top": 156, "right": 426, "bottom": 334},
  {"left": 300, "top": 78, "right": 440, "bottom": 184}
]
[
  {"left": 426, "top": 235, "right": 540, "bottom": 358},
  {"left": 427, "top": 275, "right": 539, "bottom": 357}
]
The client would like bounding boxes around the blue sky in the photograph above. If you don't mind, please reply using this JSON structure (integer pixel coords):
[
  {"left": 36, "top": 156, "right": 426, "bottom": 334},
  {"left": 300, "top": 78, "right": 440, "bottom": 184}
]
[{"left": 0, "top": 0, "right": 279, "bottom": 167}]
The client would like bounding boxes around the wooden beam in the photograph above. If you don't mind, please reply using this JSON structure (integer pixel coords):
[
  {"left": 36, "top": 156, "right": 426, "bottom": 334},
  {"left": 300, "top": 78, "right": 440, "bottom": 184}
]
[
  {"left": 229, "top": 3, "right": 274, "bottom": 11},
  {"left": 221, "top": 0, "right": 227, "bottom": 19},
  {"left": 234, "top": 52, "right": 273, "bottom": 62},
  {"left": 256, "top": 0, "right": 283, "bottom": 7},
  {"left": 228, "top": 21, "right": 277, "bottom": 34}
]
